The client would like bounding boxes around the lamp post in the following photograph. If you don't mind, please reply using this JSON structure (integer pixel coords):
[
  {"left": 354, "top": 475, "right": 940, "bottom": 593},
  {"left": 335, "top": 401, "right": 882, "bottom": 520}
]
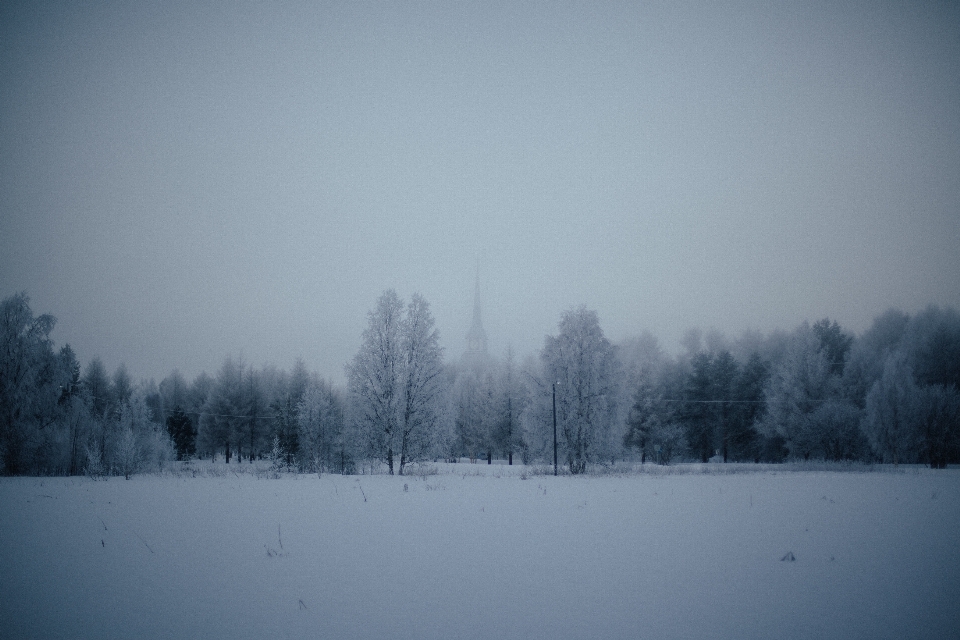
[{"left": 552, "top": 381, "right": 558, "bottom": 476}]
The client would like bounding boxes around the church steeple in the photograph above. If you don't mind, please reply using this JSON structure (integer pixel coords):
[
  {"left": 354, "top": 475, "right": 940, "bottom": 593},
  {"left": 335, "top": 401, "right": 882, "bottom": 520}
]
[{"left": 465, "top": 265, "right": 487, "bottom": 356}]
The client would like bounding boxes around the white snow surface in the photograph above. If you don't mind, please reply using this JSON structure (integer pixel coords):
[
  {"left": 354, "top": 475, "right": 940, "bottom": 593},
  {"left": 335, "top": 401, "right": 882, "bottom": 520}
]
[{"left": 1, "top": 462, "right": 958, "bottom": 640}]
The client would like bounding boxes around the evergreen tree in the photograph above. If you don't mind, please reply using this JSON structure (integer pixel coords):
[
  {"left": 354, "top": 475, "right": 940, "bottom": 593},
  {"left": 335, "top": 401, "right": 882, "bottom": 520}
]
[
  {"left": 623, "top": 365, "right": 661, "bottom": 463},
  {"left": 813, "top": 318, "right": 854, "bottom": 376},
  {"left": 683, "top": 352, "right": 715, "bottom": 462},
  {"left": 730, "top": 352, "right": 767, "bottom": 461},
  {"left": 199, "top": 356, "right": 244, "bottom": 462},
  {"left": 712, "top": 350, "right": 739, "bottom": 462},
  {"left": 913, "top": 384, "right": 960, "bottom": 469},
  {"left": 166, "top": 406, "right": 196, "bottom": 460},
  {"left": 297, "top": 379, "right": 346, "bottom": 473}
]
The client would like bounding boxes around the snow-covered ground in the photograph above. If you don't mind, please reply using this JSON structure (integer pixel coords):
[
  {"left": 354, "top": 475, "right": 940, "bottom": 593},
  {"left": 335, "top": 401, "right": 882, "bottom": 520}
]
[{"left": 1, "top": 463, "right": 958, "bottom": 640}]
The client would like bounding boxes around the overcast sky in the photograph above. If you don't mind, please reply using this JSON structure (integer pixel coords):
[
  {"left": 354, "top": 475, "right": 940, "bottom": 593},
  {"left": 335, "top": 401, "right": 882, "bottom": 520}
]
[{"left": 2, "top": 0, "right": 959, "bottom": 385}]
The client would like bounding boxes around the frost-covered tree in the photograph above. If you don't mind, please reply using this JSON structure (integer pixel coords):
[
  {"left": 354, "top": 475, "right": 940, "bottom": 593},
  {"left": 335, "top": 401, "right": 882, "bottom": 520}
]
[
  {"left": 199, "top": 356, "right": 245, "bottom": 462},
  {"left": 452, "top": 350, "right": 525, "bottom": 465},
  {"left": 159, "top": 369, "right": 189, "bottom": 416},
  {"left": 237, "top": 365, "right": 268, "bottom": 463},
  {"left": 111, "top": 364, "right": 133, "bottom": 418},
  {"left": 348, "top": 290, "right": 404, "bottom": 474},
  {"left": 0, "top": 292, "right": 72, "bottom": 475},
  {"left": 730, "top": 352, "right": 767, "bottom": 462},
  {"left": 452, "top": 365, "right": 494, "bottom": 461},
  {"left": 761, "top": 322, "right": 835, "bottom": 459},
  {"left": 913, "top": 384, "right": 960, "bottom": 469},
  {"left": 115, "top": 388, "right": 174, "bottom": 477},
  {"left": 82, "top": 357, "right": 112, "bottom": 419},
  {"left": 348, "top": 290, "right": 445, "bottom": 475},
  {"left": 166, "top": 407, "right": 196, "bottom": 461},
  {"left": 491, "top": 348, "right": 527, "bottom": 464},
  {"left": 155, "top": 370, "right": 186, "bottom": 429},
  {"left": 902, "top": 305, "right": 960, "bottom": 390},
  {"left": 297, "top": 379, "right": 346, "bottom": 473},
  {"left": 682, "top": 352, "right": 715, "bottom": 462},
  {"left": 621, "top": 333, "right": 666, "bottom": 464},
  {"left": 812, "top": 318, "right": 853, "bottom": 376},
  {"left": 541, "top": 306, "right": 619, "bottom": 474},
  {"left": 863, "top": 353, "right": 917, "bottom": 465},
  {"left": 398, "top": 293, "right": 445, "bottom": 474},
  {"left": 81, "top": 358, "right": 116, "bottom": 469},
  {"left": 809, "top": 398, "right": 864, "bottom": 461},
  {"left": 711, "top": 350, "right": 740, "bottom": 462},
  {"left": 270, "top": 359, "right": 309, "bottom": 465},
  {"left": 842, "top": 309, "right": 910, "bottom": 409},
  {"left": 623, "top": 360, "right": 662, "bottom": 464},
  {"left": 114, "top": 423, "right": 139, "bottom": 480},
  {"left": 187, "top": 372, "right": 213, "bottom": 445},
  {"left": 678, "top": 348, "right": 748, "bottom": 462}
]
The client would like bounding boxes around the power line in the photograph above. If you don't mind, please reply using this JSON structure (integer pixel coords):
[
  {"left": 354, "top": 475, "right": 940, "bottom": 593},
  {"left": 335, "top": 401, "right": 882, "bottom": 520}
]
[
  {"left": 661, "top": 399, "right": 766, "bottom": 404},
  {"left": 79, "top": 393, "right": 282, "bottom": 421}
]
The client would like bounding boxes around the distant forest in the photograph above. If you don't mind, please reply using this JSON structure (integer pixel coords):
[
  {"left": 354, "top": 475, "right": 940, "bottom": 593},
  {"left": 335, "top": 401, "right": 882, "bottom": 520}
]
[{"left": 2, "top": 290, "right": 958, "bottom": 477}]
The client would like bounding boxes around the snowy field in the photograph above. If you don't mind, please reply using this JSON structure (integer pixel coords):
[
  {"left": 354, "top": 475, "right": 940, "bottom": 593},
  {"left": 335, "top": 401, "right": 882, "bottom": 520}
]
[{"left": 1, "top": 463, "right": 958, "bottom": 640}]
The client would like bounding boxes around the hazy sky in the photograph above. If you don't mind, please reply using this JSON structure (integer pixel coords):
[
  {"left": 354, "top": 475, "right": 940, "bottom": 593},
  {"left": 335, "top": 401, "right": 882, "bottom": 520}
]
[{"left": 2, "top": 0, "right": 959, "bottom": 385}]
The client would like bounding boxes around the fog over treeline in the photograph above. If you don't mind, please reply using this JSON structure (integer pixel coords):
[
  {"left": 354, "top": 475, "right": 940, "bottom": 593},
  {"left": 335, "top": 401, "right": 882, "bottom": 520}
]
[{"left": 3, "top": 289, "right": 958, "bottom": 477}]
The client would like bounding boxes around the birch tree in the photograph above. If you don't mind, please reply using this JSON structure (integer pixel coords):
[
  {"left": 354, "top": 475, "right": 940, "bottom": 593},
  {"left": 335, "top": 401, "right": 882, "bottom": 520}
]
[
  {"left": 347, "top": 290, "right": 405, "bottom": 474},
  {"left": 863, "top": 352, "right": 917, "bottom": 465},
  {"left": 541, "top": 306, "right": 619, "bottom": 474},
  {"left": 761, "top": 322, "right": 834, "bottom": 459},
  {"left": 348, "top": 290, "right": 445, "bottom": 475},
  {"left": 0, "top": 293, "right": 70, "bottom": 474},
  {"left": 398, "top": 293, "right": 444, "bottom": 474}
]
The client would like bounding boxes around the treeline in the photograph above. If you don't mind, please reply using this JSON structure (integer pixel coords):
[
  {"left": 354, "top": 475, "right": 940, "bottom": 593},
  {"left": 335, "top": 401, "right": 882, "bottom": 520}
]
[
  {"left": 617, "top": 311, "right": 960, "bottom": 468},
  {"left": 2, "top": 291, "right": 958, "bottom": 477}
]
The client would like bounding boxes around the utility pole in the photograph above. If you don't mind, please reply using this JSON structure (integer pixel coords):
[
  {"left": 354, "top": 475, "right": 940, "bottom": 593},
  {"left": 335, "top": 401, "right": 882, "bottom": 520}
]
[
  {"left": 507, "top": 396, "right": 513, "bottom": 465},
  {"left": 552, "top": 382, "right": 558, "bottom": 476}
]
